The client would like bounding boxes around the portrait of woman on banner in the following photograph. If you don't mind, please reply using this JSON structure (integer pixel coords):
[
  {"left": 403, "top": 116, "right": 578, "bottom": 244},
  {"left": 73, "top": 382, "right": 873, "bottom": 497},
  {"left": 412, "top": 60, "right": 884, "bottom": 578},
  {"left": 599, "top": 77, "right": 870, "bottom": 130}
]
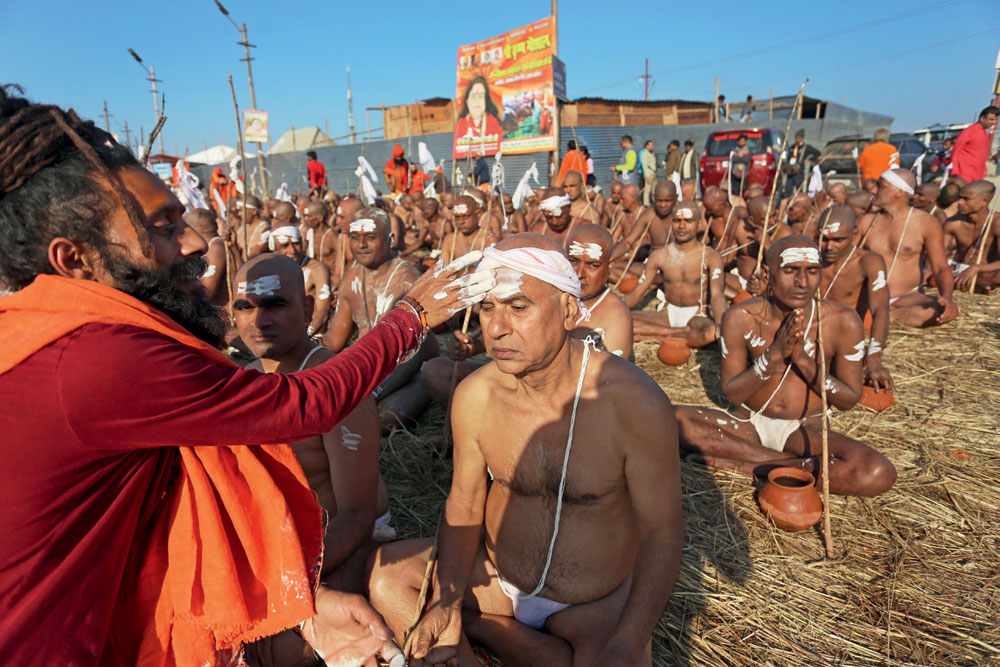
[{"left": 455, "top": 75, "right": 502, "bottom": 155}]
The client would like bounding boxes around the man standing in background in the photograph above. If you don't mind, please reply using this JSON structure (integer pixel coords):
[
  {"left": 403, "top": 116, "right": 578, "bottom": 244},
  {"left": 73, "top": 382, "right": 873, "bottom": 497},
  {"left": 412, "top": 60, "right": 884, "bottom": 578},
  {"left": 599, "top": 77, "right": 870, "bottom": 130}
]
[
  {"left": 306, "top": 150, "right": 326, "bottom": 198},
  {"left": 857, "top": 128, "right": 899, "bottom": 182},
  {"left": 641, "top": 140, "right": 659, "bottom": 206},
  {"left": 951, "top": 106, "right": 999, "bottom": 183},
  {"left": 611, "top": 134, "right": 640, "bottom": 186}
]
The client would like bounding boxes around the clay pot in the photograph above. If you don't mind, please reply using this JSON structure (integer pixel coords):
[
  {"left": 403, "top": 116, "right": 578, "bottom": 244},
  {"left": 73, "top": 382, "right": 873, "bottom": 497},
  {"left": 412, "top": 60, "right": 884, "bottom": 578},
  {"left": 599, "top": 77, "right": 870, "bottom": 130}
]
[
  {"left": 757, "top": 467, "right": 823, "bottom": 532},
  {"left": 618, "top": 274, "right": 639, "bottom": 294},
  {"left": 657, "top": 337, "right": 691, "bottom": 366},
  {"left": 732, "top": 289, "right": 753, "bottom": 304},
  {"left": 859, "top": 384, "right": 895, "bottom": 412},
  {"left": 421, "top": 257, "right": 438, "bottom": 271}
]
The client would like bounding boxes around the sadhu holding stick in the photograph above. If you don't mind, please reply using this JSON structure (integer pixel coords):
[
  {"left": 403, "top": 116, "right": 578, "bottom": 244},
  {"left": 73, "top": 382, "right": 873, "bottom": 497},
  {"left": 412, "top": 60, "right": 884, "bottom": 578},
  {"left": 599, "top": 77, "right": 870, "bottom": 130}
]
[{"left": 0, "top": 85, "right": 495, "bottom": 666}]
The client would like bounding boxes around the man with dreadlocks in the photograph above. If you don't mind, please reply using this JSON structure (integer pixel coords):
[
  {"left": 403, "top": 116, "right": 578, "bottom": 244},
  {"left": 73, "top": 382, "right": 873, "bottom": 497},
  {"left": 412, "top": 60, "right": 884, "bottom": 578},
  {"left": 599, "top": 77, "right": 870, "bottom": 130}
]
[{"left": 0, "top": 85, "right": 495, "bottom": 666}]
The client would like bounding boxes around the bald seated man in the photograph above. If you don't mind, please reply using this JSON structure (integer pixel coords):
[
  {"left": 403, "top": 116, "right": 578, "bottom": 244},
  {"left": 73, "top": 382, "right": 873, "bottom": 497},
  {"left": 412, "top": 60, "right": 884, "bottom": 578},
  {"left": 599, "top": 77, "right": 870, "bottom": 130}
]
[
  {"left": 945, "top": 180, "right": 1000, "bottom": 293},
  {"left": 702, "top": 185, "right": 746, "bottom": 251},
  {"left": 846, "top": 190, "right": 872, "bottom": 219},
  {"left": 184, "top": 208, "right": 228, "bottom": 307},
  {"left": 622, "top": 180, "right": 678, "bottom": 257},
  {"left": 567, "top": 224, "right": 634, "bottom": 358},
  {"left": 817, "top": 205, "right": 892, "bottom": 393},
  {"left": 600, "top": 181, "right": 624, "bottom": 229},
  {"left": 562, "top": 170, "right": 600, "bottom": 225},
  {"left": 625, "top": 201, "right": 725, "bottom": 348},
  {"left": 320, "top": 196, "right": 362, "bottom": 286},
  {"left": 785, "top": 193, "right": 817, "bottom": 238},
  {"left": 370, "top": 233, "right": 681, "bottom": 667},
  {"left": 299, "top": 199, "right": 330, "bottom": 261},
  {"left": 323, "top": 207, "right": 438, "bottom": 431},
  {"left": 441, "top": 194, "right": 499, "bottom": 264},
  {"left": 726, "top": 195, "right": 792, "bottom": 298},
  {"left": 858, "top": 168, "right": 957, "bottom": 327},
  {"left": 827, "top": 181, "right": 847, "bottom": 205},
  {"left": 674, "top": 235, "right": 897, "bottom": 497},
  {"left": 529, "top": 186, "right": 582, "bottom": 248}
]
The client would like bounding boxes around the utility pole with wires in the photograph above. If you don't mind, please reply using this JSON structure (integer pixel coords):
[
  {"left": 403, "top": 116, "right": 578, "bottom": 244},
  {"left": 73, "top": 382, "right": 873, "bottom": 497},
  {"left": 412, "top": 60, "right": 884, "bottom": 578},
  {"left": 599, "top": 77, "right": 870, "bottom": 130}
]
[
  {"left": 122, "top": 120, "right": 131, "bottom": 149},
  {"left": 214, "top": 0, "right": 268, "bottom": 196},
  {"left": 101, "top": 101, "right": 113, "bottom": 133},
  {"left": 347, "top": 67, "right": 357, "bottom": 145},
  {"left": 127, "top": 49, "right": 165, "bottom": 155},
  {"left": 639, "top": 58, "right": 652, "bottom": 100}
]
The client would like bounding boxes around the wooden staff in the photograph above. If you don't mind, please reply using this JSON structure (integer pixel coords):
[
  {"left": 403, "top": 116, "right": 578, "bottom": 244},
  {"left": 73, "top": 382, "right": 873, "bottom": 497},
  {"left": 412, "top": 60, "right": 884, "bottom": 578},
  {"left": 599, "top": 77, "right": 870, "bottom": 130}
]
[
  {"left": 228, "top": 75, "right": 250, "bottom": 254},
  {"left": 814, "top": 293, "right": 835, "bottom": 558},
  {"left": 401, "top": 531, "right": 439, "bottom": 661},
  {"left": 442, "top": 200, "right": 493, "bottom": 455},
  {"left": 754, "top": 78, "right": 809, "bottom": 274},
  {"left": 608, "top": 205, "right": 625, "bottom": 238},
  {"left": 968, "top": 193, "right": 1000, "bottom": 293},
  {"left": 613, "top": 212, "right": 654, "bottom": 290}
]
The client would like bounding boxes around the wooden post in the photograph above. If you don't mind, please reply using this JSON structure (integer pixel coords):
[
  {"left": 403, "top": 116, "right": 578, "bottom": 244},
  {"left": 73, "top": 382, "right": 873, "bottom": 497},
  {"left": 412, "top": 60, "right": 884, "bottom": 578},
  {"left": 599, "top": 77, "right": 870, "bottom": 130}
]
[
  {"left": 769, "top": 88, "right": 774, "bottom": 120},
  {"left": 816, "top": 101, "right": 822, "bottom": 119},
  {"left": 416, "top": 99, "right": 424, "bottom": 135},
  {"left": 714, "top": 78, "right": 720, "bottom": 123},
  {"left": 814, "top": 295, "right": 835, "bottom": 559},
  {"left": 366, "top": 109, "right": 371, "bottom": 142}
]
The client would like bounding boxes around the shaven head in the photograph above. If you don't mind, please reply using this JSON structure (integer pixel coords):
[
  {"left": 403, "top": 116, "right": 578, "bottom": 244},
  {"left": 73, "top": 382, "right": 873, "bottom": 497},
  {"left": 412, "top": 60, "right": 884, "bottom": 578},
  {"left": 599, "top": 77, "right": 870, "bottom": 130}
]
[
  {"left": 787, "top": 193, "right": 812, "bottom": 221},
  {"left": 233, "top": 254, "right": 309, "bottom": 358},
  {"left": 746, "top": 195, "right": 770, "bottom": 227},
  {"left": 846, "top": 190, "right": 872, "bottom": 217},
  {"left": 912, "top": 183, "right": 940, "bottom": 210},
  {"left": 274, "top": 201, "right": 297, "bottom": 223},
  {"left": 827, "top": 182, "right": 847, "bottom": 204},
  {"left": 478, "top": 232, "right": 581, "bottom": 377},
  {"left": 766, "top": 234, "right": 820, "bottom": 269},
  {"left": 818, "top": 203, "right": 856, "bottom": 235},
  {"left": 563, "top": 170, "right": 584, "bottom": 201},
  {"left": 744, "top": 183, "right": 765, "bottom": 199},
  {"left": 567, "top": 223, "right": 613, "bottom": 300},
  {"left": 621, "top": 183, "right": 640, "bottom": 207},
  {"left": 184, "top": 208, "right": 219, "bottom": 239},
  {"left": 702, "top": 186, "right": 728, "bottom": 216},
  {"left": 876, "top": 168, "right": 915, "bottom": 206},
  {"left": 963, "top": 179, "right": 996, "bottom": 203}
]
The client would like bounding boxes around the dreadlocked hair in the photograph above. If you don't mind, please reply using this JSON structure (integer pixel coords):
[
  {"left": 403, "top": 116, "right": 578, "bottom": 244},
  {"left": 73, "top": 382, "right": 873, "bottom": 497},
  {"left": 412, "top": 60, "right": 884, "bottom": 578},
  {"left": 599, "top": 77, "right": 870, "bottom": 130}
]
[{"left": 0, "top": 84, "right": 147, "bottom": 290}]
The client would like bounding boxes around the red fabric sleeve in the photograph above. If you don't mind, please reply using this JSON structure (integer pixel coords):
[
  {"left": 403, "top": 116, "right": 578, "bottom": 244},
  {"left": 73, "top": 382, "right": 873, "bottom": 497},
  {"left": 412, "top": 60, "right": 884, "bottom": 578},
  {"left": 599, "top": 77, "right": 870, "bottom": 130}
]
[{"left": 57, "top": 310, "right": 423, "bottom": 451}]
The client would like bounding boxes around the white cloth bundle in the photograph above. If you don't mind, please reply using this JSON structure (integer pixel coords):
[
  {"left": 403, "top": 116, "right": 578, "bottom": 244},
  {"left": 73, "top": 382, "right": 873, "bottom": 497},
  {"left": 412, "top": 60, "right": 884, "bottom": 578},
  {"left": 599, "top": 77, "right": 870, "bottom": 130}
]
[
  {"left": 418, "top": 142, "right": 436, "bottom": 175},
  {"left": 513, "top": 162, "right": 540, "bottom": 209},
  {"left": 477, "top": 246, "right": 589, "bottom": 320},
  {"left": 356, "top": 156, "right": 379, "bottom": 205},
  {"left": 276, "top": 182, "right": 292, "bottom": 203},
  {"left": 807, "top": 165, "right": 824, "bottom": 196}
]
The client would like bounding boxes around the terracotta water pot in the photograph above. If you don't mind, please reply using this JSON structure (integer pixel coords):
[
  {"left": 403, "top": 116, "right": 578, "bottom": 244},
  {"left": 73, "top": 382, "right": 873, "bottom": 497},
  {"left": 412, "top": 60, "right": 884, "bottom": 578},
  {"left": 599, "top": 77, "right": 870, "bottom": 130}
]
[
  {"left": 657, "top": 337, "right": 691, "bottom": 366},
  {"left": 859, "top": 384, "right": 894, "bottom": 412},
  {"left": 757, "top": 467, "right": 823, "bottom": 532},
  {"left": 618, "top": 274, "right": 639, "bottom": 294},
  {"left": 732, "top": 289, "right": 753, "bottom": 304},
  {"left": 421, "top": 257, "right": 438, "bottom": 271}
]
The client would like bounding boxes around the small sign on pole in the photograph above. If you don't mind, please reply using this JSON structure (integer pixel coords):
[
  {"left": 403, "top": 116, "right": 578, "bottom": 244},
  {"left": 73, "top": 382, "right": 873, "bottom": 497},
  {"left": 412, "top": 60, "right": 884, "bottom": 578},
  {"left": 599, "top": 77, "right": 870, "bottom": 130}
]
[{"left": 243, "top": 109, "right": 269, "bottom": 143}]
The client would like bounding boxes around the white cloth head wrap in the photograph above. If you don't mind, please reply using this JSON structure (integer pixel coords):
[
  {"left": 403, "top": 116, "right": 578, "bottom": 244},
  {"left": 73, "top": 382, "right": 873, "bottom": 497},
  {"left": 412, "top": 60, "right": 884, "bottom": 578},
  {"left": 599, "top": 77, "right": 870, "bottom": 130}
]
[
  {"left": 268, "top": 225, "right": 302, "bottom": 245},
  {"left": 880, "top": 169, "right": 914, "bottom": 195},
  {"left": 478, "top": 246, "right": 590, "bottom": 320},
  {"left": 540, "top": 194, "right": 571, "bottom": 214}
]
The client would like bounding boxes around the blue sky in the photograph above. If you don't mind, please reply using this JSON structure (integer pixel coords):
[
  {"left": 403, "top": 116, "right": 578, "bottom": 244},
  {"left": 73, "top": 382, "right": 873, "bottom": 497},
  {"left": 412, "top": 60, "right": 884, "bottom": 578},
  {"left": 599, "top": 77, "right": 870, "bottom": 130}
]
[{"left": 2, "top": 0, "right": 997, "bottom": 156}]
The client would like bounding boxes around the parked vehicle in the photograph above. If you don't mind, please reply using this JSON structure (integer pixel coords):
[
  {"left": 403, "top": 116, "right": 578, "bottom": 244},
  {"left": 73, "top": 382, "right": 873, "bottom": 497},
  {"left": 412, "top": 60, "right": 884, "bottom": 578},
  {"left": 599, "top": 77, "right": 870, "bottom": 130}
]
[
  {"left": 890, "top": 133, "right": 929, "bottom": 170},
  {"left": 700, "top": 128, "right": 784, "bottom": 196},
  {"left": 912, "top": 123, "right": 970, "bottom": 150},
  {"left": 818, "top": 134, "right": 928, "bottom": 189}
]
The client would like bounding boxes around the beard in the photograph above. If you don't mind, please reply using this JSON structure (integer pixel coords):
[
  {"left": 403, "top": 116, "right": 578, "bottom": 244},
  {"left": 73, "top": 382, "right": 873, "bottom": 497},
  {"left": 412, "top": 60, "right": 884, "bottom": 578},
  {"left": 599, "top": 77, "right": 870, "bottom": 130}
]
[{"left": 100, "top": 248, "right": 228, "bottom": 348}]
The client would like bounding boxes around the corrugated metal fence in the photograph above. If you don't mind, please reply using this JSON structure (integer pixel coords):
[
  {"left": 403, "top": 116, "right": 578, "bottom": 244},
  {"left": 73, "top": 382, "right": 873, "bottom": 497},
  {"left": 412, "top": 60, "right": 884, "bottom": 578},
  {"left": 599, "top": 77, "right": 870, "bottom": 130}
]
[{"left": 191, "top": 115, "right": 892, "bottom": 199}]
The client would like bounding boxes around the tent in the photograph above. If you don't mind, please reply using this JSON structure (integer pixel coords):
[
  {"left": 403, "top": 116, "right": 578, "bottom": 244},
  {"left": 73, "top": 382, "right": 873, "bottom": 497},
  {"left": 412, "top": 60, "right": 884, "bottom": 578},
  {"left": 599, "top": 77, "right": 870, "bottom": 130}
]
[
  {"left": 268, "top": 126, "right": 335, "bottom": 154},
  {"left": 184, "top": 144, "right": 238, "bottom": 165}
]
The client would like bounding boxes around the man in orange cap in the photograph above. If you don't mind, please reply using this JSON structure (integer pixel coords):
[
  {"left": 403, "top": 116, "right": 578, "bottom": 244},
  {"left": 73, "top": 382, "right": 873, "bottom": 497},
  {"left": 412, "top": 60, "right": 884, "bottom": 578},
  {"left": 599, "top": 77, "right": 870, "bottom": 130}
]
[{"left": 384, "top": 144, "right": 409, "bottom": 195}]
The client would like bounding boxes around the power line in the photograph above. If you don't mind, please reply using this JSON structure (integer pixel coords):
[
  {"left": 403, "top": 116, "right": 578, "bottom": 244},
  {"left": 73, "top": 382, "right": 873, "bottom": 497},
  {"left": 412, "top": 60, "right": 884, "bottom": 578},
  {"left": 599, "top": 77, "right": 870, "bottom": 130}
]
[{"left": 578, "top": 0, "right": 969, "bottom": 96}]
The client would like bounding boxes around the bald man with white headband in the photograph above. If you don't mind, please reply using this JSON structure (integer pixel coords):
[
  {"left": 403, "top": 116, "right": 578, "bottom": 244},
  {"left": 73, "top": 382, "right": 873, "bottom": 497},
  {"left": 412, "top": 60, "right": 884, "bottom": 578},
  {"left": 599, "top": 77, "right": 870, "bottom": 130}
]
[
  {"left": 370, "top": 233, "right": 682, "bottom": 667},
  {"left": 268, "top": 223, "right": 333, "bottom": 338},
  {"left": 857, "top": 168, "right": 957, "bottom": 327},
  {"left": 529, "top": 187, "right": 584, "bottom": 249}
]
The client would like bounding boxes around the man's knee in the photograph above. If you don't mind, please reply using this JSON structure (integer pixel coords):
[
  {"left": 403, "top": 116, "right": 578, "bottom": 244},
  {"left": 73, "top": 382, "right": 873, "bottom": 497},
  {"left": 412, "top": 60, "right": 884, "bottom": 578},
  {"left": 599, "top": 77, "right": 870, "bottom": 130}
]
[{"left": 855, "top": 449, "right": 897, "bottom": 497}]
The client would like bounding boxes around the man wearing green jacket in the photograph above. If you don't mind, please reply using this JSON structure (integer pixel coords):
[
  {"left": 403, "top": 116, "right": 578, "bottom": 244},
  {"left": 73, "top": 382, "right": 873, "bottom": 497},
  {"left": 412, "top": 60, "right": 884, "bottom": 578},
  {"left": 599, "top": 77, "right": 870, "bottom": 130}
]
[{"left": 611, "top": 134, "right": 640, "bottom": 186}]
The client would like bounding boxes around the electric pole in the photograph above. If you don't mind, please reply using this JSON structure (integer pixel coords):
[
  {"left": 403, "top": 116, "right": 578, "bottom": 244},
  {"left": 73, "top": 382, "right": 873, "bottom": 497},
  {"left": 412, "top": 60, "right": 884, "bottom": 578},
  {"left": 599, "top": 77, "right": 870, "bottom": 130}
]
[
  {"left": 127, "top": 49, "right": 165, "bottom": 155},
  {"left": 215, "top": 0, "right": 267, "bottom": 195},
  {"left": 347, "top": 67, "right": 356, "bottom": 145},
  {"left": 639, "top": 59, "right": 652, "bottom": 101},
  {"left": 101, "top": 101, "right": 113, "bottom": 133},
  {"left": 122, "top": 120, "right": 131, "bottom": 149}
]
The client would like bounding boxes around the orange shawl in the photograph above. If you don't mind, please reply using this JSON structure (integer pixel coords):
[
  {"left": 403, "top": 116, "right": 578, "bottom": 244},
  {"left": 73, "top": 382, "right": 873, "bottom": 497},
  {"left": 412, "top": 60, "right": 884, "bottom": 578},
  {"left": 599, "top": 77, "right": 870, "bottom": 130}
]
[{"left": 0, "top": 276, "right": 322, "bottom": 666}]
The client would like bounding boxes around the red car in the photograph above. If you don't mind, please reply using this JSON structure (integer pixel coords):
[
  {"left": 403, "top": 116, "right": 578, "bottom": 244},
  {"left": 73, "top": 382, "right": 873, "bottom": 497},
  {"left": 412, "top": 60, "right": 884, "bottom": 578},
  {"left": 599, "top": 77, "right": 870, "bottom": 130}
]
[{"left": 700, "top": 128, "right": 785, "bottom": 196}]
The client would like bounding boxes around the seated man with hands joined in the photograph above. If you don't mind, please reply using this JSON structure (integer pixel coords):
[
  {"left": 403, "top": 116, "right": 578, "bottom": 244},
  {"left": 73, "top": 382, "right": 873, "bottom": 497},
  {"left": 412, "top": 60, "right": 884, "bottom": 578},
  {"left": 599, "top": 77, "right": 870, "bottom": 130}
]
[{"left": 674, "top": 235, "right": 896, "bottom": 497}]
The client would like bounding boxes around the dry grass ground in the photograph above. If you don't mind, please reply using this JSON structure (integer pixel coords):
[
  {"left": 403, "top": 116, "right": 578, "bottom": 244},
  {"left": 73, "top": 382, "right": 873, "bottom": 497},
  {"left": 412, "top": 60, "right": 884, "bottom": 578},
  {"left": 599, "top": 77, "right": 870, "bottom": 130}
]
[{"left": 378, "top": 289, "right": 1000, "bottom": 666}]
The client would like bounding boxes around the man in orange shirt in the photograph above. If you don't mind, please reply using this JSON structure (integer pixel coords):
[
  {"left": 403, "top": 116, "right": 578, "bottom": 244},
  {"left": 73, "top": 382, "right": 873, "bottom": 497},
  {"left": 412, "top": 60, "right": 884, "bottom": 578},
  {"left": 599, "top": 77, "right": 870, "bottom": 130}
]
[
  {"left": 408, "top": 162, "right": 430, "bottom": 195},
  {"left": 857, "top": 128, "right": 900, "bottom": 182},
  {"left": 556, "top": 139, "right": 587, "bottom": 186},
  {"left": 383, "top": 144, "right": 409, "bottom": 194}
]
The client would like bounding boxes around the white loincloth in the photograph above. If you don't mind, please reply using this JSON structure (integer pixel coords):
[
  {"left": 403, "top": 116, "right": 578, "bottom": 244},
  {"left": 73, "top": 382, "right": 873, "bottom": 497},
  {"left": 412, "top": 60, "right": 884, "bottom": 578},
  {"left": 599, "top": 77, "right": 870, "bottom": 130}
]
[
  {"left": 745, "top": 410, "right": 803, "bottom": 452},
  {"left": 662, "top": 302, "right": 700, "bottom": 328},
  {"left": 496, "top": 573, "right": 571, "bottom": 630},
  {"left": 888, "top": 285, "right": 922, "bottom": 306},
  {"left": 371, "top": 510, "right": 397, "bottom": 541}
]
